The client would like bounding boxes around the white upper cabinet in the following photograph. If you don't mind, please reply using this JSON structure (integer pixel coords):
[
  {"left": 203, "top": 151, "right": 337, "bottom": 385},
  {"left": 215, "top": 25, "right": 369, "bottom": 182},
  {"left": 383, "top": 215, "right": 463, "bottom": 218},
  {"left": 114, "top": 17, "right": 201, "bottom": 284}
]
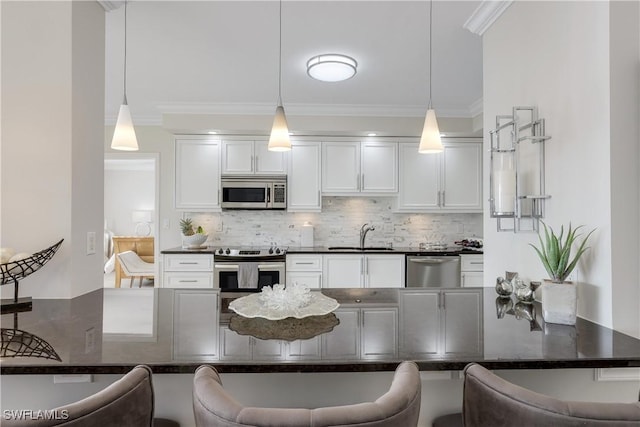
[
  {"left": 397, "top": 139, "right": 482, "bottom": 212},
  {"left": 175, "top": 137, "right": 221, "bottom": 211},
  {"left": 287, "top": 141, "right": 322, "bottom": 212},
  {"left": 221, "top": 140, "right": 286, "bottom": 175},
  {"left": 322, "top": 141, "right": 397, "bottom": 194}
]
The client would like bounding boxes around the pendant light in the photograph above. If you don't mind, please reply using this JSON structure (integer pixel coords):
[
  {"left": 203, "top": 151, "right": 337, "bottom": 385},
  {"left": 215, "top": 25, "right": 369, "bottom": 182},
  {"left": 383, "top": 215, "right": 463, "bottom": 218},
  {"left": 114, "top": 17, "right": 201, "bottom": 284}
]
[
  {"left": 111, "top": 0, "right": 138, "bottom": 151},
  {"left": 418, "top": 0, "right": 443, "bottom": 154},
  {"left": 268, "top": 0, "right": 291, "bottom": 152}
]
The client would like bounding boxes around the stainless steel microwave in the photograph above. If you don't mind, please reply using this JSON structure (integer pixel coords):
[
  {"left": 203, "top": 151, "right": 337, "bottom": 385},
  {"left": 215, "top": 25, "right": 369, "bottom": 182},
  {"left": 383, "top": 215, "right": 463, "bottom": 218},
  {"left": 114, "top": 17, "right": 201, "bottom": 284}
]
[{"left": 220, "top": 175, "right": 286, "bottom": 210}]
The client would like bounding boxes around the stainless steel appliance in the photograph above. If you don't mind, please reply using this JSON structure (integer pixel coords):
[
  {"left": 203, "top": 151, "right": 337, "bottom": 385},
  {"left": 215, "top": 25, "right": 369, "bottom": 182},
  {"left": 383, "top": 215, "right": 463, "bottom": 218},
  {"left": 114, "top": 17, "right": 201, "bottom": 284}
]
[
  {"left": 214, "top": 247, "right": 286, "bottom": 292},
  {"left": 220, "top": 175, "right": 286, "bottom": 210},
  {"left": 406, "top": 255, "right": 461, "bottom": 288}
]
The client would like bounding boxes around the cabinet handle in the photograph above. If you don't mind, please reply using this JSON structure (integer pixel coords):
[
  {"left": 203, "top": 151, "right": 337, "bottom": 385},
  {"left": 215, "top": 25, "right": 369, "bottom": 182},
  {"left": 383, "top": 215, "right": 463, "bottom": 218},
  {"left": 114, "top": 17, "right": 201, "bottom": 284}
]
[
  {"left": 470, "top": 262, "right": 483, "bottom": 265},
  {"left": 317, "top": 190, "right": 321, "bottom": 205},
  {"left": 461, "top": 274, "right": 465, "bottom": 287},
  {"left": 178, "top": 262, "right": 199, "bottom": 265},
  {"left": 357, "top": 173, "right": 360, "bottom": 191},
  {"left": 442, "top": 191, "right": 446, "bottom": 206},
  {"left": 218, "top": 189, "right": 221, "bottom": 204},
  {"left": 360, "top": 258, "right": 364, "bottom": 274},
  {"left": 254, "top": 155, "right": 258, "bottom": 172},
  {"left": 437, "top": 191, "right": 441, "bottom": 207},
  {"left": 442, "top": 293, "right": 446, "bottom": 309},
  {"left": 178, "top": 280, "right": 198, "bottom": 283},
  {"left": 295, "top": 262, "right": 314, "bottom": 265},
  {"left": 361, "top": 173, "right": 365, "bottom": 190}
]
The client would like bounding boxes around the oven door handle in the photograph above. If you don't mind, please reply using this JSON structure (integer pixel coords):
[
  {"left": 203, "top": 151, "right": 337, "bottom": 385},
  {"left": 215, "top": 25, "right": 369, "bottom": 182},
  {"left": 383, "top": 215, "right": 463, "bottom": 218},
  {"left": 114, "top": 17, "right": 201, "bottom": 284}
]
[
  {"left": 214, "top": 264, "right": 239, "bottom": 270},
  {"left": 257, "top": 262, "right": 285, "bottom": 270}
]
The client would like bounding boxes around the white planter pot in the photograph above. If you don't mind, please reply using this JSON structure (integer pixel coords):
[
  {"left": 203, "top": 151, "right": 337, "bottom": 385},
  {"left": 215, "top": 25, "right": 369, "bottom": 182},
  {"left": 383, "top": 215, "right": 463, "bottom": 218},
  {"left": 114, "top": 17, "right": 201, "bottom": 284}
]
[{"left": 541, "top": 281, "right": 577, "bottom": 325}]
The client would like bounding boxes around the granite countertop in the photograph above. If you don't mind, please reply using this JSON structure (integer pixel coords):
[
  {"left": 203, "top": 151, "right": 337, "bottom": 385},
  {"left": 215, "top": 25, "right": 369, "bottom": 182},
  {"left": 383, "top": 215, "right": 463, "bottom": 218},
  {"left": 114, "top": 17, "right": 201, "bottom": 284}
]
[
  {"left": 1, "top": 288, "right": 638, "bottom": 375},
  {"left": 161, "top": 246, "right": 484, "bottom": 255}
]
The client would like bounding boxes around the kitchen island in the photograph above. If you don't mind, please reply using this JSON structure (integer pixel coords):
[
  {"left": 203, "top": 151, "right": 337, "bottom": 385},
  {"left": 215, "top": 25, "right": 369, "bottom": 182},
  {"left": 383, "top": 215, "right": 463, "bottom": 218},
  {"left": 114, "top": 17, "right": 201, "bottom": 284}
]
[{"left": 1, "top": 287, "right": 638, "bottom": 375}]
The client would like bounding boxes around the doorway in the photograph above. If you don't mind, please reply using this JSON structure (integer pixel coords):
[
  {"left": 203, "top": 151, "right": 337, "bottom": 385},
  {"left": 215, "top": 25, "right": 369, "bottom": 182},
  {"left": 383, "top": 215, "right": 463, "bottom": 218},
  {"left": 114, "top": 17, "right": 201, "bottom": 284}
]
[{"left": 104, "top": 153, "right": 160, "bottom": 288}]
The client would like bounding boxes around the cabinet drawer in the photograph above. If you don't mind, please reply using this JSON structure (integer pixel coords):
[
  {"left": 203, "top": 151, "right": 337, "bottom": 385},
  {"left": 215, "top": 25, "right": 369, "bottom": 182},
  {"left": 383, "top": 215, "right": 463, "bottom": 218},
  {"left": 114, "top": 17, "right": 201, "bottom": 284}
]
[
  {"left": 460, "top": 255, "right": 483, "bottom": 271},
  {"left": 164, "top": 272, "right": 215, "bottom": 288},
  {"left": 286, "top": 255, "right": 322, "bottom": 271},
  {"left": 164, "top": 254, "right": 214, "bottom": 271}
]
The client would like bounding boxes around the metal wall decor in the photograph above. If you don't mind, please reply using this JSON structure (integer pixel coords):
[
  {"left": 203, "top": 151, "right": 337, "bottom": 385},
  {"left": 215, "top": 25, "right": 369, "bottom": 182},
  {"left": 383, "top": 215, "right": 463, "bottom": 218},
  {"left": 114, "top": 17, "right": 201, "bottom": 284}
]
[
  {"left": 1, "top": 239, "right": 64, "bottom": 313},
  {"left": 489, "top": 106, "right": 551, "bottom": 232}
]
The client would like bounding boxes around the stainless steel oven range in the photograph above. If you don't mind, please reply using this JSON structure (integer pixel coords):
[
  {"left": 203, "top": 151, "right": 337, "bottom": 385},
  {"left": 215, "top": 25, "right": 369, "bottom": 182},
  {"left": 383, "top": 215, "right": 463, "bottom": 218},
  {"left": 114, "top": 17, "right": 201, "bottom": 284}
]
[{"left": 213, "top": 247, "right": 286, "bottom": 292}]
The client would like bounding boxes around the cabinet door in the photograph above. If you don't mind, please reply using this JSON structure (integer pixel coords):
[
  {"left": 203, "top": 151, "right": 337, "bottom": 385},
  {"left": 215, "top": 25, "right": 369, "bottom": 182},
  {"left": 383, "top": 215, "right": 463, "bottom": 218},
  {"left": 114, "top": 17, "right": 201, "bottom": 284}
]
[
  {"left": 323, "top": 255, "right": 363, "bottom": 288},
  {"left": 286, "top": 337, "right": 321, "bottom": 360},
  {"left": 322, "top": 142, "right": 360, "bottom": 193},
  {"left": 361, "top": 308, "right": 398, "bottom": 359},
  {"left": 175, "top": 138, "right": 220, "bottom": 210},
  {"left": 361, "top": 142, "right": 397, "bottom": 192},
  {"left": 461, "top": 271, "right": 484, "bottom": 287},
  {"left": 442, "top": 142, "right": 482, "bottom": 211},
  {"left": 397, "top": 142, "right": 440, "bottom": 211},
  {"left": 254, "top": 140, "right": 286, "bottom": 174},
  {"left": 173, "top": 291, "right": 218, "bottom": 360},
  {"left": 253, "top": 338, "right": 284, "bottom": 360},
  {"left": 322, "top": 308, "right": 360, "bottom": 359},
  {"left": 287, "top": 141, "right": 321, "bottom": 212},
  {"left": 221, "top": 140, "right": 254, "bottom": 174},
  {"left": 286, "top": 271, "right": 322, "bottom": 289},
  {"left": 442, "top": 290, "right": 482, "bottom": 356},
  {"left": 365, "top": 255, "right": 405, "bottom": 288},
  {"left": 219, "top": 326, "right": 252, "bottom": 360},
  {"left": 400, "top": 291, "right": 440, "bottom": 356}
]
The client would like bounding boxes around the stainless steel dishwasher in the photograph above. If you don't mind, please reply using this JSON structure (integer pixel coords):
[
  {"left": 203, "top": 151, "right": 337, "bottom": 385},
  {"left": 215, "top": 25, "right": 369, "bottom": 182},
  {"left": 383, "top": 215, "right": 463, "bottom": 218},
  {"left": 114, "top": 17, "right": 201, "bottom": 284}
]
[{"left": 406, "top": 255, "right": 461, "bottom": 287}]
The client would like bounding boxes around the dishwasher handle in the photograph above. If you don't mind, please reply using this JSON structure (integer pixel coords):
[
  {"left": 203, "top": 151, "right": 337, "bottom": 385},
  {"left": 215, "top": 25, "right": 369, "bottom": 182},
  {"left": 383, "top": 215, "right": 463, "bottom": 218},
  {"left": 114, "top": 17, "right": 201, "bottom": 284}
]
[{"left": 408, "top": 257, "right": 459, "bottom": 264}]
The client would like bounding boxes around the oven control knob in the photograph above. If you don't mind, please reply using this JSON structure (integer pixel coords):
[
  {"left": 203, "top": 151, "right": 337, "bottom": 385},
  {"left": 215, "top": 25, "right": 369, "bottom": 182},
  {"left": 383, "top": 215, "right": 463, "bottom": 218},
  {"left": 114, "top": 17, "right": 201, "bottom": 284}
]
[
  {"left": 217, "top": 248, "right": 224, "bottom": 255},
  {"left": 275, "top": 248, "right": 281, "bottom": 254},
  {"left": 268, "top": 247, "right": 274, "bottom": 254},
  {"left": 225, "top": 248, "right": 230, "bottom": 255}
]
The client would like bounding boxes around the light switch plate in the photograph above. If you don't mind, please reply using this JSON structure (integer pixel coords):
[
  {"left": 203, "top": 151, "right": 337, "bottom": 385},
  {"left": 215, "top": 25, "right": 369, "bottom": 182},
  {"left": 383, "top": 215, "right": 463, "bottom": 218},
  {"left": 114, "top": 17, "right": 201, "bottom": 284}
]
[{"left": 86, "top": 232, "right": 96, "bottom": 255}]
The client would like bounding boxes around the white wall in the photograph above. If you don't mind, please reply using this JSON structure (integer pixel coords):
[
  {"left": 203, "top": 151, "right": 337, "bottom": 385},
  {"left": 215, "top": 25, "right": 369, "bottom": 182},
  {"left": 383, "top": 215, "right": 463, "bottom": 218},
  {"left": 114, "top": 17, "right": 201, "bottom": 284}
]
[
  {"left": 483, "top": 0, "right": 640, "bottom": 336},
  {"left": 104, "top": 167, "right": 155, "bottom": 237},
  {"left": 1, "top": 1, "right": 105, "bottom": 299}
]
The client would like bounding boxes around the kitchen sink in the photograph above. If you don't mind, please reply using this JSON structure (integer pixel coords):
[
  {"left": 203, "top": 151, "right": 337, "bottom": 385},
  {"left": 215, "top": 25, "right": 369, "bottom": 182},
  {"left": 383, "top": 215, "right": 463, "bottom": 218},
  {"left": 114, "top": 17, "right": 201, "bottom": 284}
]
[{"left": 327, "top": 246, "right": 394, "bottom": 251}]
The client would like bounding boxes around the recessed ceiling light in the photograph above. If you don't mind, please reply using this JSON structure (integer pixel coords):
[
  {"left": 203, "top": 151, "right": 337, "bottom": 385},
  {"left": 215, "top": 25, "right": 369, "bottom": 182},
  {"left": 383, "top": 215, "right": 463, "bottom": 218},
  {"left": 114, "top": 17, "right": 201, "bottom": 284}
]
[
  {"left": 367, "top": 133, "right": 377, "bottom": 137},
  {"left": 307, "top": 54, "right": 357, "bottom": 82},
  {"left": 208, "top": 131, "right": 217, "bottom": 134}
]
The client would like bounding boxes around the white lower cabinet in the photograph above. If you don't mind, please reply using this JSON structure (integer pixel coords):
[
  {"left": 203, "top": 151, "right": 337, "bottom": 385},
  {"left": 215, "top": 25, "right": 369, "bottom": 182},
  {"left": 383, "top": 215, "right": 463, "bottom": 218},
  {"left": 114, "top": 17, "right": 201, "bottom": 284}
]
[
  {"left": 162, "top": 254, "right": 215, "bottom": 288},
  {"left": 322, "top": 254, "right": 404, "bottom": 288},
  {"left": 173, "top": 290, "right": 219, "bottom": 360},
  {"left": 460, "top": 254, "right": 484, "bottom": 287},
  {"left": 219, "top": 326, "right": 321, "bottom": 361},
  {"left": 286, "top": 254, "right": 322, "bottom": 288},
  {"left": 322, "top": 307, "right": 398, "bottom": 360},
  {"left": 400, "top": 289, "right": 482, "bottom": 358}
]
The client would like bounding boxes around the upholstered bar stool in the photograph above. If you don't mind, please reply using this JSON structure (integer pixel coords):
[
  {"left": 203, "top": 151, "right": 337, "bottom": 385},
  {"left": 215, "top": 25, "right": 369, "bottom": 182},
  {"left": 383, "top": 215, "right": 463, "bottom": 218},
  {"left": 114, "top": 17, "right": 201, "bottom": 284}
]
[
  {"left": 3, "top": 365, "right": 179, "bottom": 427},
  {"left": 192, "top": 361, "right": 421, "bottom": 427},
  {"left": 463, "top": 363, "right": 640, "bottom": 427}
]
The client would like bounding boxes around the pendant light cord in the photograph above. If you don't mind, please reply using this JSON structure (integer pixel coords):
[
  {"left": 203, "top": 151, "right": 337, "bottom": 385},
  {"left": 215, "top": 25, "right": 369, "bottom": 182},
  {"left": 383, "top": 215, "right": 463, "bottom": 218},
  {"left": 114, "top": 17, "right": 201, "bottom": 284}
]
[
  {"left": 123, "top": 0, "right": 128, "bottom": 103},
  {"left": 428, "top": 0, "right": 433, "bottom": 109},
  {"left": 278, "top": 0, "right": 283, "bottom": 106}
]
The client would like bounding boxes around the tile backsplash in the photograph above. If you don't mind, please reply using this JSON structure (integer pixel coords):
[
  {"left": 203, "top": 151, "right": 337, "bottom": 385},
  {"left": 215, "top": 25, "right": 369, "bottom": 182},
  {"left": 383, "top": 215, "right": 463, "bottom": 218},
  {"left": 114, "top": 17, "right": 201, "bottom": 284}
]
[{"left": 188, "top": 197, "right": 482, "bottom": 248}]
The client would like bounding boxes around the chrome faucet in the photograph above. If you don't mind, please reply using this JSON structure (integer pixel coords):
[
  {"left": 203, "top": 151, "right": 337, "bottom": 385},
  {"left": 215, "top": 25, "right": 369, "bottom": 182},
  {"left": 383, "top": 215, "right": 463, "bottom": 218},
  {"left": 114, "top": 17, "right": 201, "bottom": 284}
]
[{"left": 359, "top": 223, "right": 375, "bottom": 249}]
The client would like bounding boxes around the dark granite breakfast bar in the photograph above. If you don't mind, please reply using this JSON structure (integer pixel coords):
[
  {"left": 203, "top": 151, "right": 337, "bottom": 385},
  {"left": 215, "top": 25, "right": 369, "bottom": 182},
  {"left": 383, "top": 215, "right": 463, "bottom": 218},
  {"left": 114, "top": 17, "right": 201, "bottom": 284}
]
[{"left": 1, "top": 287, "right": 639, "bottom": 375}]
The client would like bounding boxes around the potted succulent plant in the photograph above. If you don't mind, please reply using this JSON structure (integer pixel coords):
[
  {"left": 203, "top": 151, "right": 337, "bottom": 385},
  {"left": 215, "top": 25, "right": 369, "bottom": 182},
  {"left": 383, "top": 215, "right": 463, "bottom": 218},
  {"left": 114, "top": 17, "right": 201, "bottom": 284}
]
[
  {"left": 530, "top": 222, "right": 595, "bottom": 325},
  {"left": 180, "top": 218, "right": 208, "bottom": 248}
]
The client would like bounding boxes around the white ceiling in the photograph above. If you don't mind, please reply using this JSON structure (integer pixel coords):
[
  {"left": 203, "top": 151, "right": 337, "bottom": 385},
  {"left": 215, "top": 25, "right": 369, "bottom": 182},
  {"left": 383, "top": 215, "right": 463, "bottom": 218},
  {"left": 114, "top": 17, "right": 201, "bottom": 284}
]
[{"left": 105, "top": 1, "right": 483, "bottom": 125}]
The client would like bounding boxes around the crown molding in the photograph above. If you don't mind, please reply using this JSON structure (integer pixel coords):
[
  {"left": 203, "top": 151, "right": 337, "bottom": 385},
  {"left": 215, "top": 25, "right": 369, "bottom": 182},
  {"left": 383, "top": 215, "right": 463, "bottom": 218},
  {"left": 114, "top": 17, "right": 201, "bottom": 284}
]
[
  {"left": 463, "top": 1, "right": 513, "bottom": 36},
  {"left": 155, "top": 102, "right": 475, "bottom": 119},
  {"left": 97, "top": 1, "right": 123, "bottom": 12}
]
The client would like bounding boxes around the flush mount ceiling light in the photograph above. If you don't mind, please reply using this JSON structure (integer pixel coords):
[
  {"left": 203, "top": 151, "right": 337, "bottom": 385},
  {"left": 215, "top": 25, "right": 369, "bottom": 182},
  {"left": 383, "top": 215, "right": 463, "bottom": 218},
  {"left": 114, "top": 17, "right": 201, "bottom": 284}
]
[
  {"left": 111, "top": 0, "right": 138, "bottom": 151},
  {"left": 307, "top": 54, "right": 357, "bottom": 82}
]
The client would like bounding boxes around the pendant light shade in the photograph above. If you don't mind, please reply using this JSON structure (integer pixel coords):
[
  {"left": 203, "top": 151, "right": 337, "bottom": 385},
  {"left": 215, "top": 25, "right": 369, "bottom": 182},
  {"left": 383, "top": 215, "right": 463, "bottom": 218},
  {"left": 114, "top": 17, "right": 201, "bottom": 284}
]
[
  {"left": 419, "top": 0, "right": 443, "bottom": 154},
  {"left": 268, "top": 0, "right": 291, "bottom": 151},
  {"left": 418, "top": 108, "right": 442, "bottom": 153},
  {"left": 111, "top": 98, "right": 138, "bottom": 151},
  {"left": 111, "top": 0, "right": 138, "bottom": 151},
  {"left": 268, "top": 105, "right": 291, "bottom": 151}
]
